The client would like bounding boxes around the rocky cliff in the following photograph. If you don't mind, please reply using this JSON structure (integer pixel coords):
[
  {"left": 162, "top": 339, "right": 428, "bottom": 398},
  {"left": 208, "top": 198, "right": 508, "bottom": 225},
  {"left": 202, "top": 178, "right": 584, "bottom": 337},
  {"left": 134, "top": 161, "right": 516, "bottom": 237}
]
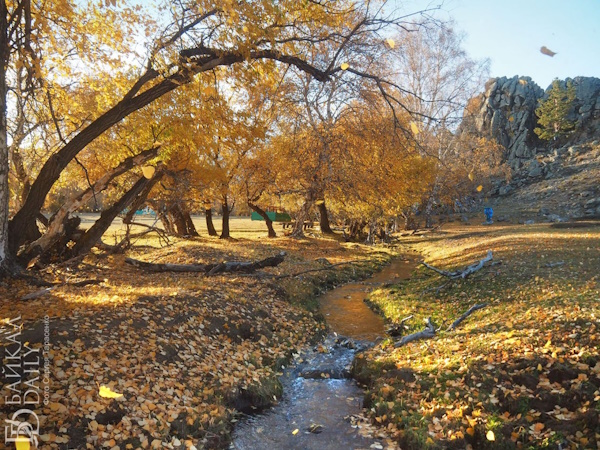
[{"left": 462, "top": 75, "right": 600, "bottom": 169}]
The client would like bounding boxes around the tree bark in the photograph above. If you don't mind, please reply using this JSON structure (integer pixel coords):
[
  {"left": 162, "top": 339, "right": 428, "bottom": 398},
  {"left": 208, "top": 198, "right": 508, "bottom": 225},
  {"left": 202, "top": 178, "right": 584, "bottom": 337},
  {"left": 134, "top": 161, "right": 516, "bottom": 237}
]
[
  {"left": 170, "top": 203, "right": 188, "bottom": 236},
  {"left": 248, "top": 201, "right": 276, "bottom": 238},
  {"left": 291, "top": 198, "right": 312, "bottom": 238},
  {"left": 0, "top": 7, "right": 15, "bottom": 277},
  {"left": 317, "top": 201, "right": 334, "bottom": 234},
  {"left": 149, "top": 201, "right": 175, "bottom": 235},
  {"left": 183, "top": 208, "right": 199, "bottom": 237},
  {"left": 346, "top": 220, "right": 367, "bottom": 241},
  {"left": 70, "top": 176, "right": 151, "bottom": 257},
  {"left": 205, "top": 207, "right": 217, "bottom": 236},
  {"left": 220, "top": 198, "right": 230, "bottom": 239}
]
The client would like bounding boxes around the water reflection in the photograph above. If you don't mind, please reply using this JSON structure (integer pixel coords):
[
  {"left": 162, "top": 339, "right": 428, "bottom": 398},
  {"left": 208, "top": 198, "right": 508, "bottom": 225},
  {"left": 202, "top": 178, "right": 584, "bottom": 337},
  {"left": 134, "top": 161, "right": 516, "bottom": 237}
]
[{"left": 319, "top": 258, "right": 417, "bottom": 340}]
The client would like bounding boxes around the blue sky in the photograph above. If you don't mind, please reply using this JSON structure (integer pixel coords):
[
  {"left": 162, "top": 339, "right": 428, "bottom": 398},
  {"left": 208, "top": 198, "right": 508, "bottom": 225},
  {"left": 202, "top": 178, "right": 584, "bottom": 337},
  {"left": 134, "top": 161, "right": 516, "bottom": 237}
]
[{"left": 395, "top": 0, "right": 600, "bottom": 89}]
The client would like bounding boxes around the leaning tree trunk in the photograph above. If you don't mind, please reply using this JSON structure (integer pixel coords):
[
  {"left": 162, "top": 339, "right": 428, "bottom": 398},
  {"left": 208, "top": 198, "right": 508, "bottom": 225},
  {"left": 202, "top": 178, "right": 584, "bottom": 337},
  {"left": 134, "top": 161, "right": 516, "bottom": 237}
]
[
  {"left": 248, "top": 201, "right": 276, "bottom": 238},
  {"left": 205, "top": 207, "right": 217, "bottom": 236},
  {"left": 220, "top": 198, "right": 231, "bottom": 239},
  {"left": 21, "top": 147, "right": 161, "bottom": 263},
  {"left": 317, "top": 201, "right": 334, "bottom": 234},
  {"left": 122, "top": 166, "right": 164, "bottom": 226},
  {"left": 70, "top": 176, "right": 152, "bottom": 257},
  {"left": 7, "top": 67, "right": 190, "bottom": 253}
]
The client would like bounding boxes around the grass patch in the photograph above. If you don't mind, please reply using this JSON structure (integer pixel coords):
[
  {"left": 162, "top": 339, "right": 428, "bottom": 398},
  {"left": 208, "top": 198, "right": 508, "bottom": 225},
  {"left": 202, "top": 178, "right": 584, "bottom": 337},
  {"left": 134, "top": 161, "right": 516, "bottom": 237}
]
[{"left": 356, "top": 223, "right": 600, "bottom": 449}]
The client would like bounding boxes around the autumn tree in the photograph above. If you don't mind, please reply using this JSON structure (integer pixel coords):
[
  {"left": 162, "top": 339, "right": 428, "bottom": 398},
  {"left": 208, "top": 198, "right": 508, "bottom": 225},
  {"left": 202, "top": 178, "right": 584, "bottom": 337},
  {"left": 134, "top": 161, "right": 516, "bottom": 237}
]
[
  {"left": 534, "top": 78, "right": 576, "bottom": 142},
  {"left": 389, "top": 23, "right": 490, "bottom": 227},
  {"left": 1, "top": 0, "right": 441, "bottom": 274},
  {"left": 327, "top": 100, "right": 435, "bottom": 240}
]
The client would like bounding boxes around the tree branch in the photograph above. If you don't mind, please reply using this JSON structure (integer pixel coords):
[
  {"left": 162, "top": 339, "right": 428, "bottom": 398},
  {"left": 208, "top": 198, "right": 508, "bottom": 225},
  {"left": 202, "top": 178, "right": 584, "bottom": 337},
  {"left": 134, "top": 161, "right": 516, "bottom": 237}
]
[
  {"left": 422, "top": 250, "right": 493, "bottom": 279},
  {"left": 446, "top": 303, "right": 487, "bottom": 331}
]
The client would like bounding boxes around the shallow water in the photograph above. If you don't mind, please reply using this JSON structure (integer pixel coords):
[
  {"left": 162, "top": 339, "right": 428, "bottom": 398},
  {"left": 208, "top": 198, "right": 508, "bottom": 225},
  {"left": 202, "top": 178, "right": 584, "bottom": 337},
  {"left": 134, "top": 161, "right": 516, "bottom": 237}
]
[
  {"left": 318, "top": 258, "right": 416, "bottom": 341},
  {"left": 231, "top": 258, "right": 416, "bottom": 450}
]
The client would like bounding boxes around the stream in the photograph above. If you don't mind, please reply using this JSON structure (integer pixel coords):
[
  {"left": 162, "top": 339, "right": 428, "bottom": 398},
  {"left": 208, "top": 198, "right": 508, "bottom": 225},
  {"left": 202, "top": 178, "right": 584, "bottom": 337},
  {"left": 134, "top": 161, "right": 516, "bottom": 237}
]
[{"left": 230, "top": 258, "right": 416, "bottom": 450}]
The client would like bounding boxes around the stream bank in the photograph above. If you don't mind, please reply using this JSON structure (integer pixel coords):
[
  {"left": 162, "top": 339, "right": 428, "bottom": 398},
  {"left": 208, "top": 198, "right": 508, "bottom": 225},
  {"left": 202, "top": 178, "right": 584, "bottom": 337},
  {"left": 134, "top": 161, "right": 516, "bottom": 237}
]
[{"left": 231, "top": 258, "right": 417, "bottom": 449}]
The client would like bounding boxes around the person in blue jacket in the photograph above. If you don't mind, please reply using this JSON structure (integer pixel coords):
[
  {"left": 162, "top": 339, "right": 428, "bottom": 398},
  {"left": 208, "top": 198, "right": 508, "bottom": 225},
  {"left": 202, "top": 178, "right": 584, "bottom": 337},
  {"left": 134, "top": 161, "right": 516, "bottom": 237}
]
[{"left": 484, "top": 207, "right": 493, "bottom": 224}]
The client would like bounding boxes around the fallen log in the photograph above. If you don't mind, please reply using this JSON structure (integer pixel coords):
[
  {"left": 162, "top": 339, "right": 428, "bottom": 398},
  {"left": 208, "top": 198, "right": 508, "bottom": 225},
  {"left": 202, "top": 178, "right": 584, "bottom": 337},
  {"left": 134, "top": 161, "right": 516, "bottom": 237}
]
[
  {"left": 125, "top": 252, "right": 286, "bottom": 275},
  {"left": 422, "top": 250, "right": 493, "bottom": 279}
]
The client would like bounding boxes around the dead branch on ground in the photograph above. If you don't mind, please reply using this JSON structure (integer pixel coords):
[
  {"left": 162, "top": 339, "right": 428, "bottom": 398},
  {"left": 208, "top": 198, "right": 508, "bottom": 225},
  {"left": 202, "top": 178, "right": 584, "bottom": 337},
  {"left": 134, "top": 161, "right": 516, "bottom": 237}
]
[
  {"left": 393, "top": 303, "right": 488, "bottom": 347},
  {"left": 446, "top": 303, "right": 488, "bottom": 331},
  {"left": 422, "top": 250, "right": 493, "bottom": 279}
]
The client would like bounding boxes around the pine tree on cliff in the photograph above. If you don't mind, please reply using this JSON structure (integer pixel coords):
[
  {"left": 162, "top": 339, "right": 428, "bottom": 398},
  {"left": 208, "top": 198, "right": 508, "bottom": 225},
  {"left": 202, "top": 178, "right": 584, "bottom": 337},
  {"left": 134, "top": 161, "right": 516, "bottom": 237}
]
[{"left": 534, "top": 79, "right": 576, "bottom": 142}]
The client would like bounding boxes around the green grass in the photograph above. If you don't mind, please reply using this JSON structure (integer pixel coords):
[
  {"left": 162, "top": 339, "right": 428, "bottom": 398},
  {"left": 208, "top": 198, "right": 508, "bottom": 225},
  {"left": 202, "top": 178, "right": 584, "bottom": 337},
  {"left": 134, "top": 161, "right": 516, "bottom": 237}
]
[{"left": 355, "top": 222, "right": 600, "bottom": 449}]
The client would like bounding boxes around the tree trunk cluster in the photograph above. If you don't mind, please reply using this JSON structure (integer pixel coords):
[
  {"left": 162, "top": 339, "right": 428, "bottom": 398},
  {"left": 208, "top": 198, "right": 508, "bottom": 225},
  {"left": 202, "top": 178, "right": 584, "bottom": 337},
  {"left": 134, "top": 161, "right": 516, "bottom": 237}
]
[{"left": 150, "top": 201, "right": 198, "bottom": 237}]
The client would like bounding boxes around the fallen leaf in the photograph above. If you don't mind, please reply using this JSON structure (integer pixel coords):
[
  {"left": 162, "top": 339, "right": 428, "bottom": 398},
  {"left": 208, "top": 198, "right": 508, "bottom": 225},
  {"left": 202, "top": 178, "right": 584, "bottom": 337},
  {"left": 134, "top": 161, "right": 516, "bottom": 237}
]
[{"left": 99, "top": 385, "right": 124, "bottom": 399}]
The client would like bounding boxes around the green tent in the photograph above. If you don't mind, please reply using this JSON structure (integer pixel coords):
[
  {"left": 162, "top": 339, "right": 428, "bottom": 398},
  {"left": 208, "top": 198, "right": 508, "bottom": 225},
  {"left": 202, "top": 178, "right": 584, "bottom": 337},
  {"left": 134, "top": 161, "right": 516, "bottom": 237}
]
[{"left": 250, "top": 211, "right": 292, "bottom": 222}]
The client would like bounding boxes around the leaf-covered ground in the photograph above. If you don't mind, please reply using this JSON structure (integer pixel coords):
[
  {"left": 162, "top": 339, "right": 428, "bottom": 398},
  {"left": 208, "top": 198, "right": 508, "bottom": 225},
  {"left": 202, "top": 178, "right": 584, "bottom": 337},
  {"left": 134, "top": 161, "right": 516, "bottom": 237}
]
[
  {"left": 1, "top": 232, "right": 394, "bottom": 449},
  {"left": 355, "top": 222, "right": 600, "bottom": 449}
]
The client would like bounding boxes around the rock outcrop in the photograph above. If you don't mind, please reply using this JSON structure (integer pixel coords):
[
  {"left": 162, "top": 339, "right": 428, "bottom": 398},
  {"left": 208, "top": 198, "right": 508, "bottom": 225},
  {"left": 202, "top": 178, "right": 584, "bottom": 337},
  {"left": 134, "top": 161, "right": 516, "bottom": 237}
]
[
  {"left": 562, "top": 76, "right": 600, "bottom": 141},
  {"left": 461, "top": 75, "right": 600, "bottom": 169}
]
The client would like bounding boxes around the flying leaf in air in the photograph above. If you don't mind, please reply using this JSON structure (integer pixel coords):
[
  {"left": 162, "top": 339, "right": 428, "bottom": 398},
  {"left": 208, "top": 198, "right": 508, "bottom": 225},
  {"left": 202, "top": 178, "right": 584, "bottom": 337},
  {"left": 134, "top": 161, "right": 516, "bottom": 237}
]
[
  {"left": 477, "top": 185, "right": 483, "bottom": 192},
  {"left": 340, "top": 63, "right": 349, "bottom": 70},
  {"left": 142, "top": 166, "right": 155, "bottom": 179},
  {"left": 468, "top": 171, "right": 474, "bottom": 181},
  {"left": 99, "top": 385, "right": 124, "bottom": 399},
  {"left": 385, "top": 38, "right": 395, "bottom": 49},
  {"left": 486, "top": 430, "right": 495, "bottom": 441},
  {"left": 292, "top": 428, "right": 299, "bottom": 435},
  {"left": 540, "top": 46, "right": 556, "bottom": 57},
  {"left": 410, "top": 122, "right": 419, "bottom": 135}
]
